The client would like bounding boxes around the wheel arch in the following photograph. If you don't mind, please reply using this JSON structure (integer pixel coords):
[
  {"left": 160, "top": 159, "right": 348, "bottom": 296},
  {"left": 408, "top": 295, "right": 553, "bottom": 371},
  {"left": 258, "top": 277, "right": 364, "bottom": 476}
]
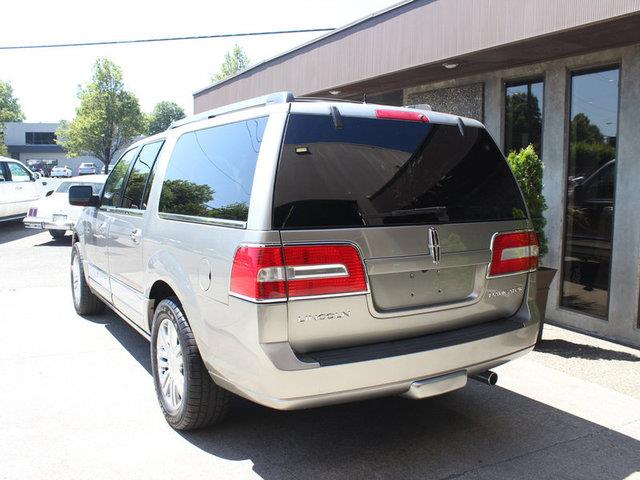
[{"left": 147, "top": 280, "right": 178, "bottom": 332}]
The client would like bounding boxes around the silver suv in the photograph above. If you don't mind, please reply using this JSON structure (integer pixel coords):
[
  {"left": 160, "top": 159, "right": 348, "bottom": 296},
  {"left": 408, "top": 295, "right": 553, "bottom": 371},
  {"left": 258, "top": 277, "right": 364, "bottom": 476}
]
[{"left": 69, "top": 92, "right": 540, "bottom": 430}]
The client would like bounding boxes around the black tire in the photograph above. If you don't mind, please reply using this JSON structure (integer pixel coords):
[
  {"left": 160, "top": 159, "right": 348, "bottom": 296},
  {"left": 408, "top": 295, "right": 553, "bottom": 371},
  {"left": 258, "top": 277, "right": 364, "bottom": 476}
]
[
  {"left": 150, "top": 298, "right": 230, "bottom": 430},
  {"left": 536, "top": 320, "right": 544, "bottom": 345},
  {"left": 70, "top": 243, "right": 105, "bottom": 315},
  {"left": 50, "top": 229, "right": 66, "bottom": 239}
]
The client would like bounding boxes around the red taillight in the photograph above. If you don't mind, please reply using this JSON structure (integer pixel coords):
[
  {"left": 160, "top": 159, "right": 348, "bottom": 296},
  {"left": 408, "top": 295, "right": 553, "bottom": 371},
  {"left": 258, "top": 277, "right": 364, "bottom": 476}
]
[
  {"left": 489, "top": 231, "right": 539, "bottom": 277},
  {"left": 28, "top": 207, "right": 38, "bottom": 217},
  {"left": 375, "top": 109, "right": 429, "bottom": 123},
  {"left": 284, "top": 245, "right": 367, "bottom": 298},
  {"left": 229, "top": 246, "right": 287, "bottom": 301},
  {"left": 229, "top": 244, "right": 367, "bottom": 302}
]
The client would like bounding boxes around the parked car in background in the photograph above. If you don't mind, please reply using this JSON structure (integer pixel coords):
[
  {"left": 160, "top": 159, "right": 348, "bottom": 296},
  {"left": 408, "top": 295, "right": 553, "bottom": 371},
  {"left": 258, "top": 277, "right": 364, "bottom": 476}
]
[
  {"left": 78, "top": 163, "right": 97, "bottom": 175},
  {"left": 24, "top": 174, "right": 106, "bottom": 238},
  {"left": 0, "top": 156, "right": 42, "bottom": 222},
  {"left": 69, "top": 93, "right": 540, "bottom": 431},
  {"left": 51, "top": 166, "right": 73, "bottom": 178}
]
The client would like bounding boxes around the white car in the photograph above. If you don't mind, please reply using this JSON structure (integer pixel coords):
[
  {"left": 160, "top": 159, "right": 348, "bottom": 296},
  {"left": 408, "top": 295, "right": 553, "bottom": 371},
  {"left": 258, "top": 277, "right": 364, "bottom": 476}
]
[
  {"left": 78, "top": 162, "right": 97, "bottom": 175},
  {"left": 23, "top": 175, "right": 106, "bottom": 238},
  {"left": 51, "top": 166, "right": 73, "bottom": 178},
  {"left": 0, "top": 157, "right": 42, "bottom": 222}
]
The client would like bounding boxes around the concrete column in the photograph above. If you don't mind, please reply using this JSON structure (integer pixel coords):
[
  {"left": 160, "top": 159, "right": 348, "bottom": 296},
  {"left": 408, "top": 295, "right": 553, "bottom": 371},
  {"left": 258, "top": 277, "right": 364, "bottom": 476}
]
[
  {"left": 607, "top": 45, "right": 640, "bottom": 345},
  {"left": 483, "top": 76, "right": 502, "bottom": 143},
  {"left": 539, "top": 62, "right": 567, "bottom": 278}
]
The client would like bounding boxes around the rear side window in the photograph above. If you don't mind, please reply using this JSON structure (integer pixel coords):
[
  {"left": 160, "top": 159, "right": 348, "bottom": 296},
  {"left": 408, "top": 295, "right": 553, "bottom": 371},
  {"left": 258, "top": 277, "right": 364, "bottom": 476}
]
[
  {"left": 159, "top": 117, "right": 267, "bottom": 222},
  {"left": 273, "top": 114, "right": 527, "bottom": 229},
  {"left": 121, "top": 141, "right": 163, "bottom": 210}
]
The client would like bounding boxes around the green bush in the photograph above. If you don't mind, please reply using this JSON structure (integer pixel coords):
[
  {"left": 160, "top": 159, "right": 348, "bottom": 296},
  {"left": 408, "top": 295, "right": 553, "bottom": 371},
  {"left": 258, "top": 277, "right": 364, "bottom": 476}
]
[{"left": 506, "top": 145, "right": 548, "bottom": 256}]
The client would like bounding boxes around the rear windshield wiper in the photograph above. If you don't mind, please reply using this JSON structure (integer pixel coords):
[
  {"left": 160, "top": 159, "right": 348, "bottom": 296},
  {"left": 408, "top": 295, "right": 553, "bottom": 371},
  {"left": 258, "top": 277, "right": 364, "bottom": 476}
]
[{"left": 387, "top": 206, "right": 447, "bottom": 217}]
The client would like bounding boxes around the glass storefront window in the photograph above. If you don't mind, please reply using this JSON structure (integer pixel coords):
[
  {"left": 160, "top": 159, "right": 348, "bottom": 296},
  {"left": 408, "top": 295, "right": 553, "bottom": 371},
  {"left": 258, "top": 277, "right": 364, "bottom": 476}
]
[
  {"left": 561, "top": 67, "right": 620, "bottom": 318},
  {"left": 505, "top": 79, "right": 544, "bottom": 156}
]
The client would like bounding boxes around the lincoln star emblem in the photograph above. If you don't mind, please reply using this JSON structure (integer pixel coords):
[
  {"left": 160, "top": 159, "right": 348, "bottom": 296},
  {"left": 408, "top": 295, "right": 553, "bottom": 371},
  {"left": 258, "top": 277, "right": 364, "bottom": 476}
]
[{"left": 428, "top": 227, "right": 441, "bottom": 264}]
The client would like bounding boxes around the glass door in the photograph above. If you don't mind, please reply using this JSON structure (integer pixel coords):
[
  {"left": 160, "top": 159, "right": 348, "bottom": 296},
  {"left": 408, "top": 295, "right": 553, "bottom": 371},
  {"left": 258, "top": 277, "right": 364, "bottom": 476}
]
[{"left": 561, "top": 67, "right": 620, "bottom": 318}]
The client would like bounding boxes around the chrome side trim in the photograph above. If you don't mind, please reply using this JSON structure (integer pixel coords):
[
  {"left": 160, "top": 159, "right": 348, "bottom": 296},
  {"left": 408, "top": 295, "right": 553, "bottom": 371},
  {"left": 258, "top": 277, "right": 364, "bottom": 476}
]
[
  {"left": 158, "top": 212, "right": 247, "bottom": 229},
  {"left": 229, "top": 291, "right": 286, "bottom": 304},
  {"left": 109, "top": 207, "right": 145, "bottom": 217}
]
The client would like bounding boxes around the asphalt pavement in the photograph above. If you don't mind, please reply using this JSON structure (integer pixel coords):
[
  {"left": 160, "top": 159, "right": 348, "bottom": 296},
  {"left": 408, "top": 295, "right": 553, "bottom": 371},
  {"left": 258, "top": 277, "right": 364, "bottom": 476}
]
[{"left": 0, "top": 221, "right": 639, "bottom": 480}]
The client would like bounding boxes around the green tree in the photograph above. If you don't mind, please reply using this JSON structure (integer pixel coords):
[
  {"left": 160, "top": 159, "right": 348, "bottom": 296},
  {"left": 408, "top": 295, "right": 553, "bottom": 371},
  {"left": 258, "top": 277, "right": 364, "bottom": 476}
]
[
  {"left": 0, "top": 80, "right": 24, "bottom": 122},
  {"left": 507, "top": 145, "right": 548, "bottom": 256},
  {"left": 569, "top": 113, "right": 615, "bottom": 178},
  {"left": 159, "top": 179, "right": 214, "bottom": 217},
  {"left": 0, "top": 79, "right": 25, "bottom": 157},
  {"left": 56, "top": 58, "right": 144, "bottom": 171},
  {"left": 505, "top": 91, "right": 542, "bottom": 156},
  {"left": 212, "top": 45, "right": 250, "bottom": 82},
  {"left": 146, "top": 101, "right": 185, "bottom": 135}
]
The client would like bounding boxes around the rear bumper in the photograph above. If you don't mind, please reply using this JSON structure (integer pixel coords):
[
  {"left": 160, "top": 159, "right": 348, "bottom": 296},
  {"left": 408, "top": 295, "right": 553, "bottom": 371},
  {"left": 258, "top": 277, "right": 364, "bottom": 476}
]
[
  {"left": 23, "top": 217, "right": 74, "bottom": 231},
  {"left": 209, "top": 299, "right": 539, "bottom": 410}
]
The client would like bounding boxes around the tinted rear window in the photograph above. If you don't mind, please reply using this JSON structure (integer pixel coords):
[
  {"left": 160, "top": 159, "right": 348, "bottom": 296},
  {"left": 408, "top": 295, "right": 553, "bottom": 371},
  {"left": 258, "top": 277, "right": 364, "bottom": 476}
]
[
  {"left": 273, "top": 114, "right": 526, "bottom": 229},
  {"left": 159, "top": 117, "right": 267, "bottom": 222}
]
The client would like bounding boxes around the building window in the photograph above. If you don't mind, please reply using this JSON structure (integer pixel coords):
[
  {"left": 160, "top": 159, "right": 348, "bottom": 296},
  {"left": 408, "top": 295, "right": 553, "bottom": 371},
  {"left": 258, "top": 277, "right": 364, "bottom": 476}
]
[
  {"left": 25, "top": 132, "right": 56, "bottom": 145},
  {"left": 561, "top": 67, "right": 620, "bottom": 319},
  {"left": 504, "top": 79, "right": 544, "bottom": 156}
]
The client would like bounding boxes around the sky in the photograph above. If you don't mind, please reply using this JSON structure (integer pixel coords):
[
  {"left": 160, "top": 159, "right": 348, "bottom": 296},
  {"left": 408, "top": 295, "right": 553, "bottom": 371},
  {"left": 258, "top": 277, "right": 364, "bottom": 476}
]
[{"left": 0, "top": 0, "right": 400, "bottom": 122}]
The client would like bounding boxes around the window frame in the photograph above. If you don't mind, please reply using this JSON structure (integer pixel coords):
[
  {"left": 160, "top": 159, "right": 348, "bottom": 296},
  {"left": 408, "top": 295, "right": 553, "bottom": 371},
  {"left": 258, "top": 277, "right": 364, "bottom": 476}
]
[
  {"left": 503, "top": 76, "right": 545, "bottom": 157},
  {"left": 6, "top": 161, "right": 33, "bottom": 182},
  {"left": 118, "top": 140, "right": 165, "bottom": 212},
  {"left": 0, "top": 162, "right": 8, "bottom": 182},
  {"left": 558, "top": 64, "right": 621, "bottom": 321},
  {"left": 156, "top": 116, "right": 268, "bottom": 229},
  {"left": 25, "top": 131, "right": 56, "bottom": 145},
  {"left": 99, "top": 146, "right": 140, "bottom": 210}
]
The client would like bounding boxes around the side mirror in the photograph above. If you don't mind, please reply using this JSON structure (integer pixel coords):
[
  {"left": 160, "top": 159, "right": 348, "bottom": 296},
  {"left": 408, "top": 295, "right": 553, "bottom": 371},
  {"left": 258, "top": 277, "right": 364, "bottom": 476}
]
[
  {"left": 69, "top": 185, "right": 100, "bottom": 207},
  {"left": 31, "top": 172, "right": 41, "bottom": 180}
]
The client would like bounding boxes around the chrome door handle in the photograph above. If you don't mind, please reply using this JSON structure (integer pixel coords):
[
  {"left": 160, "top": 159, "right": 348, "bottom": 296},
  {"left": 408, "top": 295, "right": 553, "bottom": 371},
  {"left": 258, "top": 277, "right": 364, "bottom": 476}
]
[
  {"left": 130, "top": 229, "right": 142, "bottom": 244},
  {"left": 15, "top": 185, "right": 23, "bottom": 190}
]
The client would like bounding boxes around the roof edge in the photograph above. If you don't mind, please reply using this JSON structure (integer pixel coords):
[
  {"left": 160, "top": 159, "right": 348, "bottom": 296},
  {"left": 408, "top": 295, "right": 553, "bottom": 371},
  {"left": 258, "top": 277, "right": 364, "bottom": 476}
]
[{"left": 193, "top": 0, "right": 419, "bottom": 97}]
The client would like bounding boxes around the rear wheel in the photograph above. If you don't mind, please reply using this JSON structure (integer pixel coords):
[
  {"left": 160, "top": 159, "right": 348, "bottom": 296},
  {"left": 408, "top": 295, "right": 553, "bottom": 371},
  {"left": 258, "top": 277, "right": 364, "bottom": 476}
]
[
  {"left": 70, "top": 243, "right": 105, "bottom": 315},
  {"left": 151, "top": 298, "right": 230, "bottom": 430},
  {"left": 50, "top": 229, "right": 66, "bottom": 239}
]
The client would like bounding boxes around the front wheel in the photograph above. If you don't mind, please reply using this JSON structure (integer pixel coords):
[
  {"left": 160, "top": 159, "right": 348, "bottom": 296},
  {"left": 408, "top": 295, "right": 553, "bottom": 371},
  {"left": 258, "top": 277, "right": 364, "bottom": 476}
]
[
  {"left": 151, "top": 298, "right": 230, "bottom": 430},
  {"left": 70, "top": 243, "right": 105, "bottom": 315}
]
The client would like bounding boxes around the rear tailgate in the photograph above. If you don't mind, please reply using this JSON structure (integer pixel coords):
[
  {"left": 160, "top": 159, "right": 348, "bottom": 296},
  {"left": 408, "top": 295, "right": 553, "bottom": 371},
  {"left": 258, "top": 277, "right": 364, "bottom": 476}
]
[{"left": 274, "top": 107, "right": 533, "bottom": 352}]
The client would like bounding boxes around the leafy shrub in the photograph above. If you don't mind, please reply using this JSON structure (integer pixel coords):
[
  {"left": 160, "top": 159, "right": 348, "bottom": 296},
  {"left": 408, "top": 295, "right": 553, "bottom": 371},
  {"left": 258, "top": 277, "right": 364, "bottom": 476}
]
[{"left": 507, "top": 145, "right": 548, "bottom": 256}]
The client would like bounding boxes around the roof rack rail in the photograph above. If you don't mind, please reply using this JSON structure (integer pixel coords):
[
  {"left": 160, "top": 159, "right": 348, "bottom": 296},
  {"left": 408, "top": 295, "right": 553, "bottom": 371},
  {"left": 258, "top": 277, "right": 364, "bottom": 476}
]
[
  {"left": 294, "top": 96, "right": 363, "bottom": 104},
  {"left": 169, "top": 91, "right": 295, "bottom": 129}
]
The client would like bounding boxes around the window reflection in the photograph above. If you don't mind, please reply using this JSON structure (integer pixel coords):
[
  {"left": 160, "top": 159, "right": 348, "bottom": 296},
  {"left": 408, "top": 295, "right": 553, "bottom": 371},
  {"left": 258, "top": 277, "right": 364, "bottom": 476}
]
[
  {"left": 561, "top": 67, "right": 619, "bottom": 318},
  {"left": 505, "top": 79, "right": 544, "bottom": 156},
  {"left": 159, "top": 117, "right": 267, "bottom": 222}
]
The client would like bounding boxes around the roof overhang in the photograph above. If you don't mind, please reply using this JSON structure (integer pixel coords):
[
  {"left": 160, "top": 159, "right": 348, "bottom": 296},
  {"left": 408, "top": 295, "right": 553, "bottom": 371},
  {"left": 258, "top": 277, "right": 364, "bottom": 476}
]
[{"left": 194, "top": 0, "right": 640, "bottom": 112}]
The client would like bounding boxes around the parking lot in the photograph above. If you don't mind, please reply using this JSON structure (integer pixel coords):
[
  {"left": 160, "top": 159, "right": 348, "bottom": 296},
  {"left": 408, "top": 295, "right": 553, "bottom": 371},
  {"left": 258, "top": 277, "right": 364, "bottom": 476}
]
[{"left": 1, "top": 221, "right": 639, "bottom": 480}]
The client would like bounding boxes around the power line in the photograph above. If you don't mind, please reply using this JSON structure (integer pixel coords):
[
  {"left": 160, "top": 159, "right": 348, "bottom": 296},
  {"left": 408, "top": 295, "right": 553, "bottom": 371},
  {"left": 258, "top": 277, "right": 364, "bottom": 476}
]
[{"left": 0, "top": 28, "right": 335, "bottom": 51}]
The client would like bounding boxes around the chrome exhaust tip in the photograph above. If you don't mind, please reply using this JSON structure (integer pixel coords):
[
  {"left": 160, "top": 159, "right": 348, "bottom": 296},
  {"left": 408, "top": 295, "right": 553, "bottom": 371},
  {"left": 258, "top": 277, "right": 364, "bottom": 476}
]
[{"left": 470, "top": 370, "right": 498, "bottom": 386}]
